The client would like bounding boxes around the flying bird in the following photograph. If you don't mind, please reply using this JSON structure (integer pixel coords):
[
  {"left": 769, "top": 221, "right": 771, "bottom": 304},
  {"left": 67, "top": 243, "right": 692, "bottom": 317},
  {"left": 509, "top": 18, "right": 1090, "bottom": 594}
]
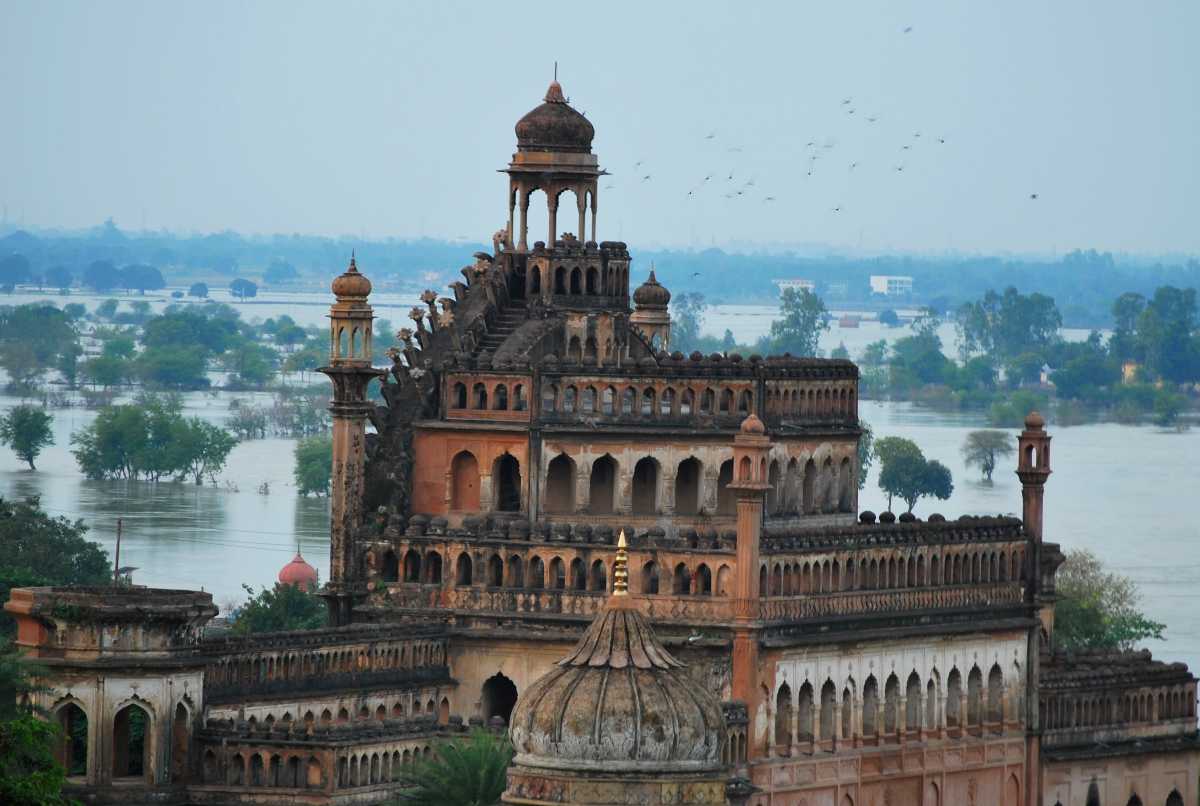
[
  {"left": 913, "top": 132, "right": 921, "bottom": 138},
  {"left": 867, "top": 117, "right": 878, "bottom": 123},
  {"left": 903, "top": 25, "right": 913, "bottom": 33},
  {"left": 832, "top": 206, "right": 842, "bottom": 212},
  {"left": 848, "top": 108, "right": 856, "bottom": 115},
  {"left": 938, "top": 137, "right": 946, "bottom": 144},
  {"left": 895, "top": 164, "right": 906, "bottom": 172},
  {"left": 705, "top": 132, "right": 716, "bottom": 139},
  {"left": 849, "top": 162, "right": 859, "bottom": 170},
  {"left": 805, "top": 141, "right": 816, "bottom": 147},
  {"left": 641, "top": 174, "right": 651, "bottom": 181},
  {"left": 1030, "top": 193, "right": 1039, "bottom": 200},
  {"left": 901, "top": 145, "right": 911, "bottom": 151},
  {"left": 842, "top": 98, "right": 852, "bottom": 105},
  {"left": 692, "top": 272, "right": 702, "bottom": 277},
  {"left": 763, "top": 196, "right": 776, "bottom": 202},
  {"left": 703, "top": 175, "right": 712, "bottom": 182}
]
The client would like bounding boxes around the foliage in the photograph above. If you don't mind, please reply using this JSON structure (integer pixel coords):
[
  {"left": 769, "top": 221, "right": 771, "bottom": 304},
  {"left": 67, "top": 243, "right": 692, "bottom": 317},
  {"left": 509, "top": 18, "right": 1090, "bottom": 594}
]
[
  {"left": 987, "top": 390, "right": 1048, "bottom": 428},
  {"left": 70, "top": 396, "right": 236, "bottom": 482},
  {"left": 80, "top": 355, "right": 130, "bottom": 389},
  {"left": 82, "top": 260, "right": 122, "bottom": 291},
  {"left": 188, "top": 281, "right": 209, "bottom": 298},
  {"left": 955, "top": 287, "right": 1062, "bottom": 362},
  {"left": 95, "top": 298, "right": 119, "bottom": 319},
  {"left": 0, "top": 406, "right": 54, "bottom": 470},
  {"left": 878, "top": 309, "right": 899, "bottom": 327},
  {"left": 231, "top": 581, "right": 325, "bottom": 634},
  {"left": 222, "top": 339, "right": 277, "bottom": 388},
  {"left": 44, "top": 265, "right": 72, "bottom": 291},
  {"left": 1055, "top": 548, "right": 1165, "bottom": 652},
  {"left": 669, "top": 292, "right": 706, "bottom": 353},
  {"left": 961, "top": 430, "right": 1014, "bottom": 482},
  {"left": 856, "top": 420, "right": 873, "bottom": 491},
  {"left": 1153, "top": 389, "right": 1186, "bottom": 429},
  {"left": 142, "top": 308, "right": 236, "bottom": 355},
  {"left": 0, "top": 497, "right": 111, "bottom": 636},
  {"left": 875, "top": 438, "right": 952, "bottom": 513},
  {"left": 294, "top": 435, "right": 332, "bottom": 496},
  {"left": 120, "top": 264, "right": 165, "bottom": 293},
  {"left": 0, "top": 254, "right": 32, "bottom": 288},
  {"left": 230, "top": 278, "right": 258, "bottom": 300},
  {"left": 136, "top": 345, "right": 210, "bottom": 389},
  {"left": 766, "top": 287, "right": 828, "bottom": 357},
  {"left": 0, "top": 304, "right": 80, "bottom": 390},
  {"left": 395, "top": 729, "right": 514, "bottom": 806},
  {"left": 263, "top": 258, "right": 299, "bottom": 285},
  {"left": 0, "top": 712, "right": 73, "bottom": 805},
  {"left": 1122, "top": 286, "right": 1200, "bottom": 384}
]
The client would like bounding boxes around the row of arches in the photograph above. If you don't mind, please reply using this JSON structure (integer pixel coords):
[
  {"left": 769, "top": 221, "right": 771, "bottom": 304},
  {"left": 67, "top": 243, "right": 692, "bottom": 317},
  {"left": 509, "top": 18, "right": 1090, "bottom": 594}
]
[
  {"left": 238, "top": 694, "right": 450, "bottom": 732},
  {"left": 53, "top": 699, "right": 184, "bottom": 783},
  {"left": 1062, "top": 790, "right": 1184, "bottom": 806},
  {"left": 207, "top": 640, "right": 446, "bottom": 687},
  {"left": 761, "top": 546, "right": 1028, "bottom": 597},
  {"left": 539, "top": 262, "right": 624, "bottom": 298},
  {"left": 766, "top": 383, "right": 856, "bottom": 420},
  {"left": 337, "top": 747, "right": 433, "bottom": 789},
  {"left": 449, "top": 381, "right": 528, "bottom": 412},
  {"left": 542, "top": 383, "right": 753, "bottom": 418},
  {"left": 331, "top": 322, "right": 370, "bottom": 362},
  {"left": 450, "top": 551, "right": 613, "bottom": 593},
  {"left": 765, "top": 455, "right": 855, "bottom": 516},
  {"left": 771, "top": 663, "right": 1011, "bottom": 754},
  {"left": 205, "top": 750, "right": 325, "bottom": 789},
  {"left": 1042, "top": 686, "right": 1196, "bottom": 731}
]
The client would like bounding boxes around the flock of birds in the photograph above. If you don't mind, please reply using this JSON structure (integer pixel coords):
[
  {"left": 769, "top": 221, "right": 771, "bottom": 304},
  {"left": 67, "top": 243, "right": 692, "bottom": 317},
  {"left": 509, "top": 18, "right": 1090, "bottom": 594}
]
[{"left": 596, "top": 25, "right": 1041, "bottom": 217}]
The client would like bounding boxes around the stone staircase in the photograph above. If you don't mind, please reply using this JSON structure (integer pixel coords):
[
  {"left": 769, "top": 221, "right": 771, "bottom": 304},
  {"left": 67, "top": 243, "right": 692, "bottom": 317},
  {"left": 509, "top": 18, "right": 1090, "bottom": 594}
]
[{"left": 476, "top": 308, "right": 527, "bottom": 356}]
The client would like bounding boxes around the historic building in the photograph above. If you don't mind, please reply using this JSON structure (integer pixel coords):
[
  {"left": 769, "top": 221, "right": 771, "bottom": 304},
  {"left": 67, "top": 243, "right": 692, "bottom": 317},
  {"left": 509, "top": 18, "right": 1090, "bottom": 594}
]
[{"left": 6, "top": 80, "right": 1199, "bottom": 805}]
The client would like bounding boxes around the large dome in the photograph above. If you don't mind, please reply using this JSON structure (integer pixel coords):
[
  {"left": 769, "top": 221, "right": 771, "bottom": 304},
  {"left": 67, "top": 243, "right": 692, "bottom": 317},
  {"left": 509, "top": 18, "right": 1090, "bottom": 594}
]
[
  {"left": 508, "top": 551, "right": 724, "bottom": 772},
  {"left": 514, "top": 81, "right": 595, "bottom": 153},
  {"left": 632, "top": 269, "right": 671, "bottom": 309},
  {"left": 278, "top": 552, "right": 317, "bottom": 587}
]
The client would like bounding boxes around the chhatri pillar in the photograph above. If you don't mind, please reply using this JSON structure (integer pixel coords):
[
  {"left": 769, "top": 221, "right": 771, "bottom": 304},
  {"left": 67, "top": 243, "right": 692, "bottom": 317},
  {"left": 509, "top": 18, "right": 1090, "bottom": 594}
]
[
  {"left": 727, "top": 413, "right": 771, "bottom": 761},
  {"left": 319, "top": 255, "right": 385, "bottom": 626}
]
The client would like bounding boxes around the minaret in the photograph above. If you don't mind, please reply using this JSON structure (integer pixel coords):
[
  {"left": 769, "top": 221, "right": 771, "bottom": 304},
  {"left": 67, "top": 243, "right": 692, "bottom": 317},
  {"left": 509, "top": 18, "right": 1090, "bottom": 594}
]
[
  {"left": 726, "top": 413, "right": 771, "bottom": 761},
  {"left": 1016, "top": 411, "right": 1052, "bottom": 805},
  {"left": 319, "top": 255, "right": 385, "bottom": 626}
]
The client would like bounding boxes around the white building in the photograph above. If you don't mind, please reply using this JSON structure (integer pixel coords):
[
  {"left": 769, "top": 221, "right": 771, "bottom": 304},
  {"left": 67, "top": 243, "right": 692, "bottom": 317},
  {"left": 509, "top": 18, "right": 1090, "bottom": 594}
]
[
  {"left": 869, "top": 274, "right": 913, "bottom": 296},
  {"left": 773, "top": 278, "right": 815, "bottom": 295}
]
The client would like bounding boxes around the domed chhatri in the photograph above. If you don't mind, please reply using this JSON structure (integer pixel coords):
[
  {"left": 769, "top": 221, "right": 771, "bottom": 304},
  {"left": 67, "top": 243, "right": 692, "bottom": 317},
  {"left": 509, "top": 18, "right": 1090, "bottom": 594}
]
[
  {"left": 331, "top": 254, "right": 371, "bottom": 299},
  {"left": 278, "top": 552, "right": 317, "bottom": 587},
  {"left": 504, "top": 535, "right": 728, "bottom": 805},
  {"left": 1025, "top": 410, "right": 1046, "bottom": 430},
  {"left": 632, "top": 269, "right": 672, "bottom": 309},
  {"left": 739, "top": 412, "right": 766, "bottom": 435},
  {"left": 514, "top": 80, "right": 595, "bottom": 153}
]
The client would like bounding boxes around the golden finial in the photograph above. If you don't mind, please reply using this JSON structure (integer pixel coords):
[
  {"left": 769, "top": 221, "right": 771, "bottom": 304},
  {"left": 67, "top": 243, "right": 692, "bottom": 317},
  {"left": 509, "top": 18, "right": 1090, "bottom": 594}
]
[{"left": 613, "top": 531, "right": 629, "bottom": 596}]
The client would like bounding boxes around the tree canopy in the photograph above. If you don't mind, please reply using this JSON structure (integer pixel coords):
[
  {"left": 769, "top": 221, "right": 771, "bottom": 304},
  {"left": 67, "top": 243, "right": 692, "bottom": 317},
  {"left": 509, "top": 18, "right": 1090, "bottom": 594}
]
[
  {"left": 961, "top": 430, "right": 1015, "bottom": 482},
  {"left": 294, "top": 435, "right": 332, "bottom": 496},
  {"left": 1055, "top": 548, "right": 1165, "bottom": 652},
  {"left": 82, "top": 260, "right": 123, "bottom": 291},
  {"left": 0, "top": 304, "right": 80, "bottom": 390},
  {"left": 956, "top": 286, "right": 1062, "bottom": 362},
  {"left": 766, "top": 287, "right": 828, "bottom": 357},
  {"left": 0, "top": 406, "right": 54, "bottom": 470},
  {"left": 230, "top": 278, "right": 258, "bottom": 300},
  {"left": 874, "top": 437, "right": 953, "bottom": 513},
  {"left": 395, "top": 730, "right": 514, "bottom": 806},
  {"left": 231, "top": 580, "right": 325, "bottom": 634}
]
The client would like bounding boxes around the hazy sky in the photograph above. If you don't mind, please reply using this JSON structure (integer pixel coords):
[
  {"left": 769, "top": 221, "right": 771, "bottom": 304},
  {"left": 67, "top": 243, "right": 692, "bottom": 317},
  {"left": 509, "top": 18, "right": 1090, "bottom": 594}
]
[{"left": 2, "top": 1, "right": 1198, "bottom": 254}]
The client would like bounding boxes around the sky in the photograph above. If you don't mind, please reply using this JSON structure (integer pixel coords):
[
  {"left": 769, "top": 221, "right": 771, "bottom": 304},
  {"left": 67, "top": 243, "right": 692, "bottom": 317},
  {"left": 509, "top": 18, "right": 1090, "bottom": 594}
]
[{"left": 2, "top": 1, "right": 1198, "bottom": 255}]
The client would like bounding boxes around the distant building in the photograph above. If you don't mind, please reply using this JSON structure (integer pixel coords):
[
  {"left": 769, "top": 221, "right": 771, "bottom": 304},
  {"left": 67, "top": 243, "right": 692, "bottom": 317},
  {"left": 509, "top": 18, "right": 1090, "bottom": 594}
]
[
  {"left": 870, "top": 274, "right": 914, "bottom": 296},
  {"left": 773, "top": 278, "right": 815, "bottom": 295}
]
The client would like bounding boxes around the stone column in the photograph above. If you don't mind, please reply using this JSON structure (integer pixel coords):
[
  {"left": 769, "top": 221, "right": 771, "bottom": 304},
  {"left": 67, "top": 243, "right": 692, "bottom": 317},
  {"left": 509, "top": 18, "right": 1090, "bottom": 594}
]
[
  {"left": 518, "top": 187, "right": 529, "bottom": 252},
  {"left": 577, "top": 190, "right": 586, "bottom": 242},
  {"left": 547, "top": 191, "right": 558, "bottom": 246}
]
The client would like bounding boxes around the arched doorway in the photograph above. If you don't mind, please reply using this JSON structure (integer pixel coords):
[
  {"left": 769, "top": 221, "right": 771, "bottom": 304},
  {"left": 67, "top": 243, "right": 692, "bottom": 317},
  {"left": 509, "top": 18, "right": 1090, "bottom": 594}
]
[
  {"left": 802, "top": 459, "right": 817, "bottom": 514},
  {"left": 112, "top": 702, "right": 150, "bottom": 780},
  {"left": 544, "top": 454, "right": 575, "bottom": 513},
  {"left": 481, "top": 673, "right": 519, "bottom": 726},
  {"left": 56, "top": 703, "right": 88, "bottom": 778},
  {"left": 631, "top": 457, "right": 659, "bottom": 514},
  {"left": 171, "top": 702, "right": 189, "bottom": 782},
  {"left": 450, "top": 451, "right": 480, "bottom": 511},
  {"left": 717, "top": 460, "right": 735, "bottom": 515},
  {"left": 588, "top": 455, "right": 617, "bottom": 514},
  {"left": 494, "top": 454, "right": 521, "bottom": 512},
  {"left": 674, "top": 457, "right": 702, "bottom": 515}
]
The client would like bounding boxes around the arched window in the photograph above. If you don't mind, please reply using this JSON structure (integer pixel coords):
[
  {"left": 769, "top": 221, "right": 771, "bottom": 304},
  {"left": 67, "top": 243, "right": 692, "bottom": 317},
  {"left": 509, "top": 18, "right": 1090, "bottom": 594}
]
[
  {"left": 505, "top": 555, "right": 524, "bottom": 587},
  {"left": 841, "top": 686, "right": 853, "bottom": 740},
  {"left": 694, "top": 564, "right": 713, "bottom": 595},
  {"left": 719, "top": 388, "right": 734, "bottom": 413},
  {"left": 717, "top": 564, "right": 732, "bottom": 596},
  {"left": 455, "top": 554, "right": 472, "bottom": 586},
  {"left": 450, "top": 451, "right": 480, "bottom": 511},
  {"left": 674, "top": 457, "right": 702, "bottom": 515},
  {"left": 481, "top": 673, "right": 519, "bottom": 727},
  {"left": 112, "top": 702, "right": 150, "bottom": 780},
  {"left": 775, "top": 684, "right": 793, "bottom": 750},
  {"left": 641, "top": 561, "right": 659, "bottom": 594},
  {"left": 554, "top": 266, "right": 567, "bottom": 294},
  {"left": 586, "top": 266, "right": 598, "bottom": 295},
  {"left": 987, "top": 664, "right": 1004, "bottom": 725},
  {"left": 862, "top": 677, "right": 879, "bottom": 735},
  {"left": 739, "top": 455, "right": 752, "bottom": 481},
  {"left": 570, "top": 267, "right": 582, "bottom": 295},
  {"left": 424, "top": 552, "right": 442, "bottom": 583},
  {"left": 738, "top": 389, "right": 752, "bottom": 413},
  {"left": 545, "top": 453, "right": 576, "bottom": 513},
  {"left": 717, "top": 459, "right": 735, "bottom": 515},
  {"left": 589, "top": 455, "right": 617, "bottom": 514},
  {"left": 570, "top": 558, "right": 586, "bottom": 590},
  {"left": 494, "top": 454, "right": 521, "bottom": 512},
  {"left": 472, "top": 383, "right": 487, "bottom": 409},
  {"left": 631, "top": 457, "right": 659, "bottom": 514},
  {"left": 621, "top": 387, "right": 636, "bottom": 414},
  {"left": 513, "top": 384, "right": 527, "bottom": 411},
  {"left": 581, "top": 386, "right": 596, "bottom": 412},
  {"left": 884, "top": 674, "right": 900, "bottom": 733},
  {"left": 451, "top": 382, "right": 467, "bottom": 409},
  {"left": 563, "top": 385, "right": 577, "bottom": 412},
  {"left": 906, "top": 672, "right": 923, "bottom": 732},
  {"left": 673, "top": 563, "right": 691, "bottom": 595},
  {"left": 381, "top": 550, "right": 399, "bottom": 583},
  {"left": 967, "top": 665, "right": 984, "bottom": 728},
  {"left": 821, "top": 457, "right": 835, "bottom": 513},
  {"left": 766, "top": 460, "right": 781, "bottom": 514},
  {"left": 926, "top": 675, "right": 938, "bottom": 728},
  {"left": 819, "top": 680, "right": 837, "bottom": 741},
  {"left": 701, "top": 388, "right": 715, "bottom": 414},
  {"left": 601, "top": 386, "right": 615, "bottom": 414},
  {"left": 589, "top": 559, "right": 607, "bottom": 592},
  {"left": 549, "top": 557, "right": 565, "bottom": 589},
  {"left": 947, "top": 669, "right": 963, "bottom": 728},
  {"left": 403, "top": 549, "right": 421, "bottom": 582},
  {"left": 660, "top": 387, "right": 675, "bottom": 416},
  {"left": 487, "top": 554, "right": 503, "bottom": 587},
  {"left": 567, "top": 337, "right": 582, "bottom": 364},
  {"left": 681, "top": 388, "right": 694, "bottom": 415},
  {"left": 802, "top": 459, "right": 817, "bottom": 514},
  {"left": 641, "top": 387, "right": 655, "bottom": 415},
  {"left": 797, "top": 682, "right": 814, "bottom": 743},
  {"left": 56, "top": 703, "right": 88, "bottom": 778},
  {"left": 493, "top": 384, "right": 508, "bottom": 410},
  {"left": 542, "top": 384, "right": 558, "bottom": 413}
]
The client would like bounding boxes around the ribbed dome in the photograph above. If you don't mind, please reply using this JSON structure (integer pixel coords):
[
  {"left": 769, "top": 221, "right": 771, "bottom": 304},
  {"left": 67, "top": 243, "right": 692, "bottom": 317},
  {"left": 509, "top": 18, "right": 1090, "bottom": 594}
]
[
  {"left": 632, "top": 270, "right": 671, "bottom": 309},
  {"left": 331, "top": 255, "right": 371, "bottom": 299},
  {"left": 508, "top": 598, "right": 724, "bottom": 772},
  {"left": 1025, "top": 410, "right": 1046, "bottom": 430},
  {"left": 278, "top": 553, "right": 317, "bottom": 587},
  {"left": 740, "top": 413, "right": 766, "bottom": 435},
  {"left": 515, "top": 81, "right": 594, "bottom": 153}
]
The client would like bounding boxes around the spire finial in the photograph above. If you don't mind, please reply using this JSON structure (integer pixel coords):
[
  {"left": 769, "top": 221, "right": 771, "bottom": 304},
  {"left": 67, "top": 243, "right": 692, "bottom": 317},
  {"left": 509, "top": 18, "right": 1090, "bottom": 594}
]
[
  {"left": 349, "top": 250, "right": 357, "bottom": 272},
  {"left": 613, "top": 531, "right": 629, "bottom": 596},
  {"left": 554, "top": 61, "right": 557, "bottom": 82}
]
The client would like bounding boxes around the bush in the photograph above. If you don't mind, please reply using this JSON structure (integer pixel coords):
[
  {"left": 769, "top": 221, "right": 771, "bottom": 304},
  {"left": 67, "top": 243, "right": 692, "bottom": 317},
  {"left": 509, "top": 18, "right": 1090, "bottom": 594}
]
[{"left": 294, "top": 435, "right": 332, "bottom": 496}]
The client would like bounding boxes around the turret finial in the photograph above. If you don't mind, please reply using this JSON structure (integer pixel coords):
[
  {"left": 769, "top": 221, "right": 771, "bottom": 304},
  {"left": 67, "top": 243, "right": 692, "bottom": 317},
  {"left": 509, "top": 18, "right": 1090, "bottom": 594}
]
[{"left": 613, "top": 531, "right": 629, "bottom": 596}]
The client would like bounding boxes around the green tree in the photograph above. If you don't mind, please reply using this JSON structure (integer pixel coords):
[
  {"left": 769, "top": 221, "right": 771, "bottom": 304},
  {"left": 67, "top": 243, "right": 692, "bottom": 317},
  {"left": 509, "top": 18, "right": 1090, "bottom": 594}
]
[
  {"left": 0, "top": 304, "right": 80, "bottom": 391},
  {"left": 856, "top": 420, "right": 874, "bottom": 491},
  {"left": 263, "top": 258, "right": 299, "bottom": 285},
  {"left": 223, "top": 340, "right": 276, "bottom": 388},
  {"left": 875, "top": 438, "right": 952, "bottom": 513},
  {"left": 0, "top": 497, "right": 111, "bottom": 635},
  {"left": 142, "top": 309, "right": 235, "bottom": 355},
  {"left": 0, "top": 254, "right": 32, "bottom": 289},
  {"left": 872, "top": 437, "right": 922, "bottom": 510},
  {"left": 231, "top": 581, "right": 325, "bottom": 634},
  {"left": 0, "top": 713, "right": 73, "bottom": 805},
  {"left": 188, "top": 281, "right": 209, "bottom": 299},
  {"left": 1055, "top": 549, "right": 1165, "bottom": 651},
  {"left": 102, "top": 335, "right": 136, "bottom": 359},
  {"left": 136, "top": 345, "right": 210, "bottom": 389},
  {"left": 669, "top": 292, "right": 706, "bottom": 353},
  {"left": 80, "top": 355, "right": 130, "bottom": 390},
  {"left": 961, "top": 430, "right": 1014, "bottom": 482},
  {"left": 0, "top": 406, "right": 54, "bottom": 470},
  {"left": 878, "top": 309, "right": 899, "bottom": 327},
  {"left": 230, "top": 278, "right": 258, "bottom": 300},
  {"left": 120, "top": 264, "right": 165, "bottom": 294},
  {"left": 174, "top": 419, "right": 237, "bottom": 484},
  {"left": 294, "top": 435, "right": 332, "bottom": 496},
  {"left": 1152, "top": 388, "right": 1186, "bottom": 429},
  {"left": 1134, "top": 286, "right": 1199, "bottom": 383},
  {"left": 955, "top": 287, "right": 1061, "bottom": 362},
  {"left": 95, "top": 298, "right": 119, "bottom": 319},
  {"left": 44, "top": 265, "right": 72, "bottom": 292},
  {"left": 395, "top": 730, "right": 514, "bottom": 806},
  {"left": 859, "top": 339, "right": 888, "bottom": 367},
  {"left": 767, "top": 288, "right": 828, "bottom": 357},
  {"left": 82, "top": 260, "right": 122, "bottom": 292}
]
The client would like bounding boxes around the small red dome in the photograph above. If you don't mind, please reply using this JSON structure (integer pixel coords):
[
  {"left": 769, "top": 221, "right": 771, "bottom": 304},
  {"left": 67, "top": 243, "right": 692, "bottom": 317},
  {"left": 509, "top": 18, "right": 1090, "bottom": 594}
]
[
  {"left": 278, "top": 553, "right": 318, "bottom": 587},
  {"left": 740, "top": 413, "right": 766, "bottom": 435}
]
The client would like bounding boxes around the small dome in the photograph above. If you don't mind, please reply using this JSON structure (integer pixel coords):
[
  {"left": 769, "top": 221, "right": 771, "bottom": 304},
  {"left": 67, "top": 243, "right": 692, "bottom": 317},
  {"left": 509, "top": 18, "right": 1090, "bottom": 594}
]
[
  {"left": 632, "top": 270, "right": 671, "bottom": 308},
  {"left": 740, "top": 413, "right": 765, "bottom": 435},
  {"left": 1024, "top": 410, "right": 1045, "bottom": 430},
  {"left": 331, "top": 255, "right": 371, "bottom": 299},
  {"left": 514, "top": 81, "right": 594, "bottom": 153},
  {"left": 278, "top": 553, "right": 317, "bottom": 587}
]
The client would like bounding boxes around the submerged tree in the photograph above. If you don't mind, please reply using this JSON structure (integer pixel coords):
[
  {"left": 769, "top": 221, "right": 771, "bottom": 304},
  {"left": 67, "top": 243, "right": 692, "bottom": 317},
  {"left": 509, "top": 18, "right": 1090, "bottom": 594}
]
[
  {"left": 1055, "top": 549, "right": 1165, "bottom": 652},
  {"left": 293, "top": 435, "right": 333, "bottom": 496},
  {"left": 961, "top": 430, "right": 1015, "bottom": 482},
  {"left": 766, "top": 287, "right": 828, "bottom": 357},
  {"left": 396, "top": 730, "right": 514, "bottom": 806},
  {"left": 874, "top": 437, "right": 953, "bottom": 513},
  {"left": 0, "top": 406, "right": 54, "bottom": 470}
]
